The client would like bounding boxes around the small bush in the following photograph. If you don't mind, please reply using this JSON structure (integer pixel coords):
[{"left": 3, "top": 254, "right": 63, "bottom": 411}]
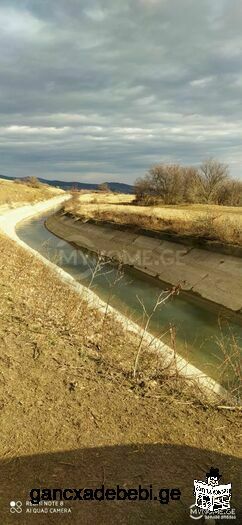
[
  {"left": 24, "top": 176, "right": 42, "bottom": 188},
  {"left": 14, "top": 176, "right": 42, "bottom": 188},
  {"left": 134, "top": 194, "right": 161, "bottom": 206},
  {"left": 98, "top": 183, "right": 111, "bottom": 193},
  {"left": 192, "top": 213, "right": 218, "bottom": 239}
]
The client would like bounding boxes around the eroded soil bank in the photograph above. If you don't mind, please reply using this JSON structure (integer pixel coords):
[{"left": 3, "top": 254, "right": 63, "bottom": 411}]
[
  {"left": 46, "top": 211, "right": 242, "bottom": 313},
  {"left": 0, "top": 232, "right": 241, "bottom": 525}
]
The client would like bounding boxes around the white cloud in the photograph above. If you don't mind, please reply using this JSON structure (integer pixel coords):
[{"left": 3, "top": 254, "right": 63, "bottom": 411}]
[
  {"left": 138, "top": 0, "right": 166, "bottom": 6},
  {"left": 190, "top": 77, "right": 215, "bottom": 88},
  {"left": 0, "top": 7, "right": 43, "bottom": 38},
  {"left": 4, "top": 126, "right": 70, "bottom": 135},
  {"left": 0, "top": 0, "right": 241, "bottom": 181},
  {"left": 84, "top": 7, "right": 107, "bottom": 21}
]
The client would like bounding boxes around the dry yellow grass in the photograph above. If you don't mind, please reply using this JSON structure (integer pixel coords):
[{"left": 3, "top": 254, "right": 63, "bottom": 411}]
[
  {"left": 76, "top": 191, "right": 134, "bottom": 205},
  {"left": 0, "top": 179, "right": 63, "bottom": 209},
  {"left": 65, "top": 192, "right": 242, "bottom": 246},
  {"left": 0, "top": 231, "right": 241, "bottom": 524}
]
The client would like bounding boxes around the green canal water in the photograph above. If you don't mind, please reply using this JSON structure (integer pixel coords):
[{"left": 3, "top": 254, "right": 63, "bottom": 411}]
[{"left": 16, "top": 213, "right": 242, "bottom": 389}]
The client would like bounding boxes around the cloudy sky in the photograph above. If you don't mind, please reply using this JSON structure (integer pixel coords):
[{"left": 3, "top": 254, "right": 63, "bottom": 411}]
[{"left": 0, "top": 0, "right": 242, "bottom": 183}]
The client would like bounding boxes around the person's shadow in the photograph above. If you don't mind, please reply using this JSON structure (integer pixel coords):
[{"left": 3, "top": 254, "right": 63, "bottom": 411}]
[{"left": 0, "top": 443, "right": 241, "bottom": 524}]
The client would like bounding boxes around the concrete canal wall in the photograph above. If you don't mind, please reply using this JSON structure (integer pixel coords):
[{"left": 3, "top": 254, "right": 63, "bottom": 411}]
[{"left": 46, "top": 212, "right": 242, "bottom": 313}]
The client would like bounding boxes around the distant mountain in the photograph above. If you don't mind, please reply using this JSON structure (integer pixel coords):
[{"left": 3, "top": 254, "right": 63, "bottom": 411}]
[{"left": 0, "top": 174, "right": 134, "bottom": 194}]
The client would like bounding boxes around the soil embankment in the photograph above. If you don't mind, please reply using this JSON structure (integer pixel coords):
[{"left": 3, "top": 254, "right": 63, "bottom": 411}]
[
  {"left": 0, "top": 177, "right": 63, "bottom": 212},
  {"left": 46, "top": 211, "right": 242, "bottom": 313},
  {"left": 0, "top": 210, "right": 241, "bottom": 524}
]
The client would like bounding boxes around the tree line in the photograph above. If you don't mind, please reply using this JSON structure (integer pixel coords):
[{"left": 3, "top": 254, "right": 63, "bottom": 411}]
[{"left": 134, "top": 159, "right": 242, "bottom": 206}]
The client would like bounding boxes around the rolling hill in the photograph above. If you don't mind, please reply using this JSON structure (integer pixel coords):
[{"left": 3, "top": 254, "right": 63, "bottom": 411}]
[{"left": 0, "top": 174, "right": 134, "bottom": 194}]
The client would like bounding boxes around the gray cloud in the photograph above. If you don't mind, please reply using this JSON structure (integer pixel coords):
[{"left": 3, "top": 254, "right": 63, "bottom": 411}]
[{"left": 0, "top": 0, "right": 241, "bottom": 182}]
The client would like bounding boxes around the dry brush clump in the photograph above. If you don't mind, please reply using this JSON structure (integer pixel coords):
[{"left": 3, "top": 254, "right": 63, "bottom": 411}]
[
  {"left": 216, "top": 332, "right": 241, "bottom": 403},
  {"left": 63, "top": 195, "right": 242, "bottom": 246},
  {"left": 14, "top": 176, "right": 42, "bottom": 189},
  {"left": 187, "top": 212, "right": 242, "bottom": 245},
  {"left": 135, "top": 158, "right": 242, "bottom": 207}
]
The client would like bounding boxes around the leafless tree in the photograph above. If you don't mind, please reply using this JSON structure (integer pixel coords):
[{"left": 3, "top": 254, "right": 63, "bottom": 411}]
[
  {"left": 216, "top": 179, "right": 242, "bottom": 206},
  {"left": 196, "top": 159, "right": 229, "bottom": 203},
  {"left": 98, "top": 183, "right": 111, "bottom": 193},
  {"left": 135, "top": 164, "right": 188, "bottom": 205},
  {"left": 134, "top": 158, "right": 242, "bottom": 207}
]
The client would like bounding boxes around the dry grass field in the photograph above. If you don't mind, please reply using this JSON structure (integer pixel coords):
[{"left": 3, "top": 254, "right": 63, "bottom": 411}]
[
  {"left": 0, "top": 178, "right": 63, "bottom": 210},
  {"left": 64, "top": 192, "right": 242, "bottom": 246},
  {"left": 0, "top": 231, "right": 241, "bottom": 523}
]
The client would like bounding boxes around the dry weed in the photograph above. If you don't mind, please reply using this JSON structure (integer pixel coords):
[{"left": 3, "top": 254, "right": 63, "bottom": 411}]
[{"left": 63, "top": 194, "right": 242, "bottom": 246}]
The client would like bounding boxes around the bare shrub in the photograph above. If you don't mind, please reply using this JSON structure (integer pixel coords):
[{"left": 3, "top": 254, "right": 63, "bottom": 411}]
[
  {"left": 217, "top": 179, "right": 242, "bottom": 206},
  {"left": 194, "top": 159, "right": 229, "bottom": 203},
  {"left": 134, "top": 158, "right": 242, "bottom": 207},
  {"left": 135, "top": 164, "right": 189, "bottom": 205},
  {"left": 21, "top": 176, "right": 42, "bottom": 188},
  {"left": 133, "top": 285, "right": 181, "bottom": 378},
  {"left": 216, "top": 333, "right": 241, "bottom": 403},
  {"left": 215, "top": 218, "right": 242, "bottom": 245},
  {"left": 98, "top": 183, "right": 111, "bottom": 193},
  {"left": 191, "top": 212, "right": 218, "bottom": 239}
]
